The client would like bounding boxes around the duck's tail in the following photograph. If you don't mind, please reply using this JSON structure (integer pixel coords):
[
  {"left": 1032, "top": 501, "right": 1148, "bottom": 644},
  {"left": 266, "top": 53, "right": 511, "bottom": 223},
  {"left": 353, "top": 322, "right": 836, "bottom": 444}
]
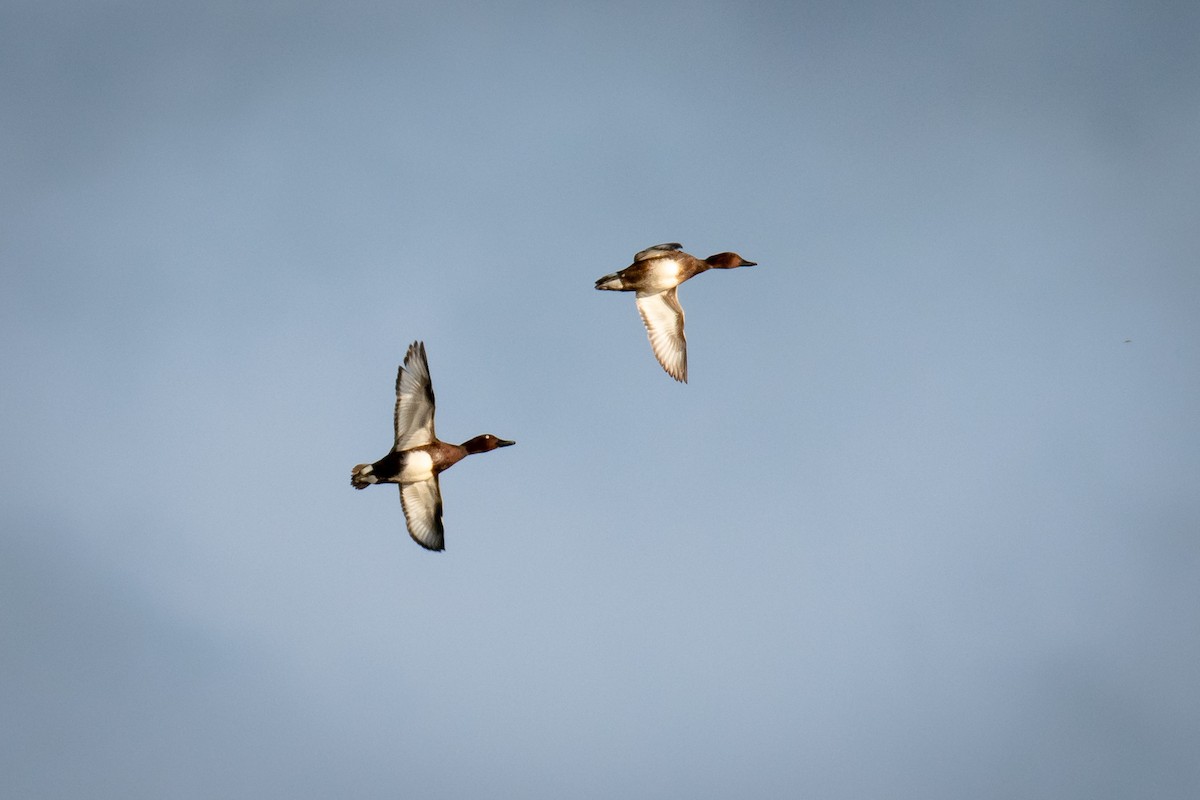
[
  {"left": 351, "top": 463, "right": 377, "bottom": 489},
  {"left": 594, "top": 272, "right": 625, "bottom": 291}
]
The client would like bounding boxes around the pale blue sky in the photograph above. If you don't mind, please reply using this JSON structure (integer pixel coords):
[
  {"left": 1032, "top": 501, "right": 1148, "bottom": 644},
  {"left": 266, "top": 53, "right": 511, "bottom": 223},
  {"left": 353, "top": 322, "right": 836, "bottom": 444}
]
[{"left": 3, "top": 2, "right": 1200, "bottom": 797}]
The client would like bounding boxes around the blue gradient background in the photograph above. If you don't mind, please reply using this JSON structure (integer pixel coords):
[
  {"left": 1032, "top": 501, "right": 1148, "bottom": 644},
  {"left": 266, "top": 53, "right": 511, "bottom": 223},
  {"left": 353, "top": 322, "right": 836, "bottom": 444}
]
[{"left": 4, "top": 2, "right": 1199, "bottom": 797}]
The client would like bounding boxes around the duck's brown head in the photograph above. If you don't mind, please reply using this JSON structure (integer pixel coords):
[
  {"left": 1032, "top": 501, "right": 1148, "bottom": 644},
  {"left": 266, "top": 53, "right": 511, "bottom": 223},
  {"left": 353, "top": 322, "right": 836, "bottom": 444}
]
[
  {"left": 461, "top": 434, "right": 516, "bottom": 454},
  {"left": 705, "top": 252, "right": 757, "bottom": 269}
]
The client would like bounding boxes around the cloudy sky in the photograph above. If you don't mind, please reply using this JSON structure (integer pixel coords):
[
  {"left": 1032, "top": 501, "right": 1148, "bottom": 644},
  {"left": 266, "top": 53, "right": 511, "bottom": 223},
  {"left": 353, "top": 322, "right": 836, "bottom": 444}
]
[{"left": 3, "top": 1, "right": 1199, "bottom": 797}]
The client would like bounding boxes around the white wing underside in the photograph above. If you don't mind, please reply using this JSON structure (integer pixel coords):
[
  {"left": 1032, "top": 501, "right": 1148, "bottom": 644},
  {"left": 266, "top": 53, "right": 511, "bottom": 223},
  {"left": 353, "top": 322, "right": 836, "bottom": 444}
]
[
  {"left": 394, "top": 342, "right": 436, "bottom": 451},
  {"left": 400, "top": 477, "right": 445, "bottom": 551},
  {"left": 635, "top": 288, "right": 687, "bottom": 383}
]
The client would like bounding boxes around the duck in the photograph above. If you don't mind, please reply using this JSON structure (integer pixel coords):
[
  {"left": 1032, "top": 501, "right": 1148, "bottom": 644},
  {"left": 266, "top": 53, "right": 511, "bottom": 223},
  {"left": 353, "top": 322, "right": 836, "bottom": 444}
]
[
  {"left": 351, "top": 341, "right": 514, "bottom": 551},
  {"left": 594, "top": 243, "right": 757, "bottom": 382}
]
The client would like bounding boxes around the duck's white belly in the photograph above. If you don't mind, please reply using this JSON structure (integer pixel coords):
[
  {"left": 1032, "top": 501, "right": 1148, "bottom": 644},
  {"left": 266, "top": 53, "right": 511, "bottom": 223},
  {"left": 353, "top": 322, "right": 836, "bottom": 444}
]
[
  {"left": 399, "top": 450, "right": 435, "bottom": 483},
  {"left": 640, "top": 259, "right": 684, "bottom": 292}
]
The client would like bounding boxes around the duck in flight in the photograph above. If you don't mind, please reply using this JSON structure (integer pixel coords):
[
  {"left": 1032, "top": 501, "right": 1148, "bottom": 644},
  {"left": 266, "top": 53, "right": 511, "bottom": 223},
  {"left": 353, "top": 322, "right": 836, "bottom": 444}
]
[
  {"left": 594, "top": 243, "right": 756, "bottom": 382},
  {"left": 351, "top": 341, "right": 514, "bottom": 551}
]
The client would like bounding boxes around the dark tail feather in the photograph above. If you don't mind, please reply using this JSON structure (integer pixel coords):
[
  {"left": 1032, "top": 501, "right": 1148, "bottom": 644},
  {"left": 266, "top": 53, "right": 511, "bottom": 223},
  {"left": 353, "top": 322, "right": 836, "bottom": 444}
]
[
  {"left": 351, "top": 463, "right": 376, "bottom": 489},
  {"left": 594, "top": 272, "right": 624, "bottom": 290}
]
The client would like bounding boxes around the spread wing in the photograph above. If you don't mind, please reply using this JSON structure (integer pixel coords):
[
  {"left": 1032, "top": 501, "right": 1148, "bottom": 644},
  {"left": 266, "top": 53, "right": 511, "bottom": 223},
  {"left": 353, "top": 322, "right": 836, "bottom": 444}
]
[
  {"left": 633, "top": 242, "right": 682, "bottom": 262},
  {"left": 635, "top": 288, "right": 687, "bottom": 383},
  {"left": 399, "top": 477, "right": 445, "bottom": 551},
  {"left": 394, "top": 341, "right": 436, "bottom": 451}
]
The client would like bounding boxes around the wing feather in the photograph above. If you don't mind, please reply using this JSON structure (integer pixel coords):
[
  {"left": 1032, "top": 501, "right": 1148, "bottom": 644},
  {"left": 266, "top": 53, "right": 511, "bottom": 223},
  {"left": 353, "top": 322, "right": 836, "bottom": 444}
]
[
  {"left": 635, "top": 288, "right": 688, "bottom": 382},
  {"left": 394, "top": 341, "right": 437, "bottom": 451},
  {"left": 633, "top": 242, "right": 683, "bottom": 262},
  {"left": 399, "top": 477, "right": 445, "bottom": 551}
]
